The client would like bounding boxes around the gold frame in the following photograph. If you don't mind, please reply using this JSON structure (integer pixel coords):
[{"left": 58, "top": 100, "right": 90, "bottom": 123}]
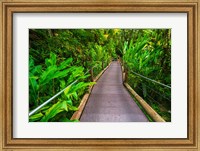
[{"left": 0, "top": 0, "right": 199, "bottom": 150}]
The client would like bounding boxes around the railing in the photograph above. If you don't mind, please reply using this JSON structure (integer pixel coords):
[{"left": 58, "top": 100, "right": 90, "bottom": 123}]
[
  {"left": 29, "top": 80, "right": 78, "bottom": 116},
  {"left": 119, "top": 59, "right": 171, "bottom": 122},
  {"left": 121, "top": 62, "right": 171, "bottom": 102},
  {"left": 90, "top": 60, "right": 109, "bottom": 80},
  {"left": 128, "top": 70, "right": 171, "bottom": 105},
  {"left": 29, "top": 61, "right": 109, "bottom": 117},
  {"left": 130, "top": 71, "right": 171, "bottom": 89},
  {"left": 29, "top": 66, "right": 94, "bottom": 117},
  {"left": 70, "top": 62, "right": 111, "bottom": 120}
]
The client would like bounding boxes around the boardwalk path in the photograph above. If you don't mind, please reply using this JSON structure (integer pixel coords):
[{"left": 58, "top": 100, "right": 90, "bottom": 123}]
[{"left": 80, "top": 61, "right": 149, "bottom": 122}]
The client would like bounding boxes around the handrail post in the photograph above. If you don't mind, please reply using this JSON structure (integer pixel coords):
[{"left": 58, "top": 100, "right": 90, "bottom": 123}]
[
  {"left": 124, "top": 63, "right": 128, "bottom": 82},
  {"left": 124, "top": 69, "right": 128, "bottom": 82},
  {"left": 90, "top": 67, "right": 94, "bottom": 82}
]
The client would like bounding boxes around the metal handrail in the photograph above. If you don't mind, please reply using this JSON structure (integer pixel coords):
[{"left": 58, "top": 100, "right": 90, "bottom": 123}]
[
  {"left": 29, "top": 80, "right": 78, "bottom": 116},
  {"left": 131, "top": 71, "right": 171, "bottom": 89},
  {"left": 29, "top": 63, "right": 103, "bottom": 117}
]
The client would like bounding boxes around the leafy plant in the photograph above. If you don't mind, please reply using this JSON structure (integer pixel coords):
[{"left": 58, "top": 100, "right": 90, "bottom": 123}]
[
  {"left": 29, "top": 52, "right": 95, "bottom": 122},
  {"left": 29, "top": 29, "right": 171, "bottom": 122}
]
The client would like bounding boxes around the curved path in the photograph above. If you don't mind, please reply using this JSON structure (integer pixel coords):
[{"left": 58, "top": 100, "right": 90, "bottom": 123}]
[{"left": 80, "top": 61, "right": 149, "bottom": 122}]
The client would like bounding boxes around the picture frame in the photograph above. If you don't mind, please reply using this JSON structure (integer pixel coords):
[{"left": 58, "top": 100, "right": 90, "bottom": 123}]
[{"left": 0, "top": 0, "right": 199, "bottom": 150}]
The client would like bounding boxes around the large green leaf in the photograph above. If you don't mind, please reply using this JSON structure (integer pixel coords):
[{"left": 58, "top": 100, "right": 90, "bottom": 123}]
[
  {"left": 72, "top": 82, "right": 95, "bottom": 92},
  {"left": 57, "top": 58, "right": 73, "bottom": 70},
  {"left": 67, "top": 104, "right": 78, "bottom": 111},
  {"left": 40, "top": 100, "right": 68, "bottom": 122},
  {"left": 31, "top": 65, "right": 42, "bottom": 75},
  {"left": 29, "top": 112, "right": 43, "bottom": 122},
  {"left": 64, "top": 85, "right": 72, "bottom": 95},
  {"left": 59, "top": 80, "right": 65, "bottom": 89},
  {"left": 39, "top": 65, "right": 57, "bottom": 85},
  {"left": 45, "top": 52, "right": 57, "bottom": 67},
  {"left": 66, "top": 99, "right": 73, "bottom": 105},
  {"left": 66, "top": 67, "right": 84, "bottom": 83},
  {"left": 52, "top": 68, "right": 72, "bottom": 79}
]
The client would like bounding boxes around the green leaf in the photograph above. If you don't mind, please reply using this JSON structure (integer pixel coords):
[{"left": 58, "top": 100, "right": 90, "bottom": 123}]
[
  {"left": 57, "top": 58, "right": 73, "bottom": 70},
  {"left": 53, "top": 68, "right": 72, "bottom": 79},
  {"left": 66, "top": 99, "right": 73, "bottom": 105},
  {"left": 72, "top": 92, "right": 78, "bottom": 100},
  {"left": 67, "top": 104, "right": 78, "bottom": 111},
  {"left": 66, "top": 67, "right": 84, "bottom": 83},
  {"left": 59, "top": 80, "right": 66, "bottom": 89},
  {"left": 64, "top": 85, "right": 71, "bottom": 95},
  {"left": 40, "top": 100, "right": 68, "bottom": 122},
  {"left": 76, "top": 74, "right": 90, "bottom": 80},
  {"left": 29, "top": 73, "right": 39, "bottom": 103},
  {"left": 31, "top": 65, "right": 42, "bottom": 75},
  {"left": 45, "top": 52, "right": 57, "bottom": 67},
  {"left": 39, "top": 65, "right": 57, "bottom": 85},
  {"left": 29, "top": 112, "right": 43, "bottom": 122},
  {"left": 29, "top": 57, "right": 35, "bottom": 69},
  {"left": 72, "top": 82, "right": 95, "bottom": 92}
]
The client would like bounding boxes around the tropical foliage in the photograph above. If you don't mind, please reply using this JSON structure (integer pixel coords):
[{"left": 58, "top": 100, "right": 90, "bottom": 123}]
[
  {"left": 29, "top": 29, "right": 171, "bottom": 122},
  {"left": 121, "top": 29, "right": 171, "bottom": 121}
]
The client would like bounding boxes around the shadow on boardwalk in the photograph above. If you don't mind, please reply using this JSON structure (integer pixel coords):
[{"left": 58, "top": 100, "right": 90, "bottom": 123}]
[{"left": 80, "top": 61, "right": 149, "bottom": 122}]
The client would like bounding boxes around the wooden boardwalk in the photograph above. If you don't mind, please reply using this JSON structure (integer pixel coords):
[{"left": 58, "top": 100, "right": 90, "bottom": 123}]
[{"left": 80, "top": 61, "right": 149, "bottom": 122}]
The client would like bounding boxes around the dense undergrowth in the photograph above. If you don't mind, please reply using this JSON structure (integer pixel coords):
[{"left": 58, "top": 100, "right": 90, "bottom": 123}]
[
  {"left": 121, "top": 29, "right": 171, "bottom": 121},
  {"left": 29, "top": 29, "right": 171, "bottom": 122}
]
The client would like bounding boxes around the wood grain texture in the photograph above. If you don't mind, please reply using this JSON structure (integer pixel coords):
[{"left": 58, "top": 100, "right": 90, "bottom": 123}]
[
  {"left": 0, "top": 0, "right": 199, "bottom": 150},
  {"left": 198, "top": 1, "right": 200, "bottom": 150},
  {"left": 70, "top": 93, "right": 90, "bottom": 120},
  {"left": 0, "top": 1, "right": 3, "bottom": 150}
]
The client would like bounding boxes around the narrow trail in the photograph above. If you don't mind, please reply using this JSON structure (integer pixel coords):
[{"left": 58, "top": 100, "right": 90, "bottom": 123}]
[{"left": 80, "top": 61, "right": 149, "bottom": 122}]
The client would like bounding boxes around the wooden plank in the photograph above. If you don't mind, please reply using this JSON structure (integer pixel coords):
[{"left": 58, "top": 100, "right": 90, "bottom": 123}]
[{"left": 70, "top": 93, "right": 90, "bottom": 120}]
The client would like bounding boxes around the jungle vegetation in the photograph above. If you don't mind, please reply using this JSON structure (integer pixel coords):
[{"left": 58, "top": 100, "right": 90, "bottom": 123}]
[{"left": 29, "top": 29, "right": 171, "bottom": 122}]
